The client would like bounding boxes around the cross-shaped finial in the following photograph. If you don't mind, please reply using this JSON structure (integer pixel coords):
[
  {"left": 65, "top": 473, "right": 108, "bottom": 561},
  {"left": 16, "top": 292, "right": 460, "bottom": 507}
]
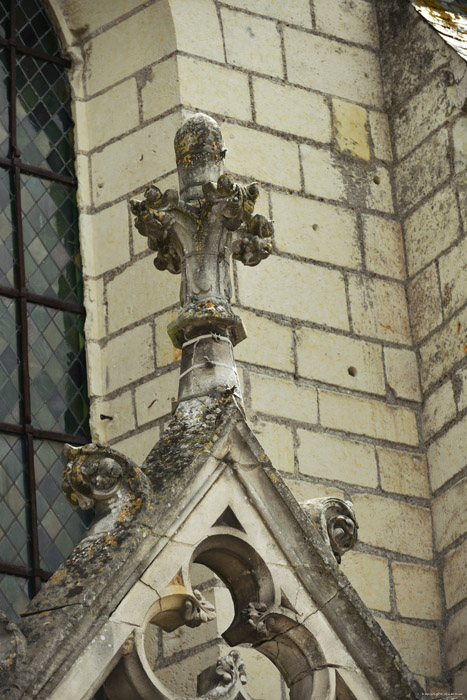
[{"left": 130, "top": 113, "right": 274, "bottom": 403}]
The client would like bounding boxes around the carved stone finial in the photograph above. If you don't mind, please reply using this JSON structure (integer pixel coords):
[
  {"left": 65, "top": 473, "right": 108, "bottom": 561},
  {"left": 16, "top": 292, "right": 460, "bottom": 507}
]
[
  {"left": 131, "top": 113, "right": 273, "bottom": 404},
  {"left": 301, "top": 497, "right": 358, "bottom": 563}
]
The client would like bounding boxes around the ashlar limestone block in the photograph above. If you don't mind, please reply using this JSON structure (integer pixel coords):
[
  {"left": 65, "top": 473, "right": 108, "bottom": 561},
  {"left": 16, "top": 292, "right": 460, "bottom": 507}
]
[
  {"left": 392, "top": 562, "right": 442, "bottom": 620},
  {"left": 446, "top": 605, "right": 467, "bottom": 670},
  {"left": 377, "top": 619, "right": 441, "bottom": 677},
  {"left": 340, "top": 551, "right": 390, "bottom": 612},
  {"left": 319, "top": 390, "right": 419, "bottom": 445},
  {"left": 432, "top": 477, "right": 467, "bottom": 551},
  {"left": 443, "top": 539, "right": 467, "bottom": 609},
  {"left": 428, "top": 414, "right": 467, "bottom": 491},
  {"left": 296, "top": 326, "right": 385, "bottom": 395},
  {"left": 134, "top": 369, "right": 179, "bottom": 425},
  {"left": 422, "top": 380, "right": 456, "bottom": 440},
  {"left": 314, "top": 0, "right": 378, "bottom": 48},
  {"left": 91, "top": 112, "right": 183, "bottom": 205},
  {"left": 102, "top": 323, "right": 155, "bottom": 393},
  {"left": 404, "top": 184, "right": 460, "bottom": 276},
  {"left": 297, "top": 430, "right": 378, "bottom": 487},
  {"left": 300, "top": 144, "right": 346, "bottom": 201},
  {"left": 408, "top": 264, "right": 443, "bottom": 344},
  {"left": 82, "top": 79, "right": 139, "bottom": 151},
  {"left": 419, "top": 304, "right": 467, "bottom": 390},
  {"left": 249, "top": 373, "right": 318, "bottom": 424},
  {"left": 80, "top": 201, "right": 131, "bottom": 277},
  {"left": 271, "top": 192, "right": 361, "bottom": 269},
  {"left": 439, "top": 233, "right": 467, "bottom": 318},
  {"left": 333, "top": 98, "right": 370, "bottom": 161},
  {"left": 348, "top": 275, "right": 411, "bottom": 345},
  {"left": 84, "top": 2, "right": 175, "bottom": 95},
  {"left": 363, "top": 215, "right": 405, "bottom": 280},
  {"left": 233, "top": 309, "right": 294, "bottom": 373},
  {"left": 222, "top": 123, "right": 301, "bottom": 190},
  {"left": 284, "top": 28, "right": 383, "bottom": 107},
  {"left": 369, "top": 111, "right": 392, "bottom": 162},
  {"left": 384, "top": 347, "right": 421, "bottom": 402},
  {"left": 219, "top": 0, "right": 312, "bottom": 26},
  {"left": 236, "top": 255, "right": 349, "bottom": 330},
  {"left": 254, "top": 78, "right": 331, "bottom": 142},
  {"left": 221, "top": 8, "right": 283, "bottom": 77},
  {"left": 253, "top": 420, "right": 294, "bottom": 474},
  {"left": 377, "top": 447, "right": 429, "bottom": 498},
  {"left": 106, "top": 255, "right": 180, "bottom": 333},
  {"left": 351, "top": 494, "right": 432, "bottom": 559}
]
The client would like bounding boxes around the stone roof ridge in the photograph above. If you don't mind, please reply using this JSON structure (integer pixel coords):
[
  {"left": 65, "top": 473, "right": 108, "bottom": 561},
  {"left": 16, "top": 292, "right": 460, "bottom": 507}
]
[{"left": 1, "top": 399, "right": 423, "bottom": 700}]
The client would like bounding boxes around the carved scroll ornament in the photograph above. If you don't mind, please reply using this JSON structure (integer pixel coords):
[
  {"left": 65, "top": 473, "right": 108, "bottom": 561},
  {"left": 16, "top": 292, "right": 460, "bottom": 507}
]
[{"left": 301, "top": 497, "right": 358, "bottom": 563}]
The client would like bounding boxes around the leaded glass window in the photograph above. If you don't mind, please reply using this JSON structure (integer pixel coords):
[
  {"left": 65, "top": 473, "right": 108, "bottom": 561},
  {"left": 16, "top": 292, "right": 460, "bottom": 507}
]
[{"left": 0, "top": 0, "right": 91, "bottom": 620}]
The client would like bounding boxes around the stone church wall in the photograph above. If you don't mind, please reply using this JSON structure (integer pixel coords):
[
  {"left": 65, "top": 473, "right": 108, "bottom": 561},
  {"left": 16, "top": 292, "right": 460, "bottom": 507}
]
[
  {"left": 377, "top": 1, "right": 467, "bottom": 694},
  {"left": 43, "top": 0, "right": 467, "bottom": 694}
]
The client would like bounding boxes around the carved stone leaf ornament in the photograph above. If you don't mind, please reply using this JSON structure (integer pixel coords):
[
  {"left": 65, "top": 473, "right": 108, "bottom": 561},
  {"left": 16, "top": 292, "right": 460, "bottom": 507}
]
[{"left": 130, "top": 114, "right": 274, "bottom": 353}]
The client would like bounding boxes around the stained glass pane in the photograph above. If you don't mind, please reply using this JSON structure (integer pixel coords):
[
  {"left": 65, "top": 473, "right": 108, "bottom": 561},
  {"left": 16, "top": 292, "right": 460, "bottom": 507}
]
[
  {"left": 21, "top": 175, "right": 82, "bottom": 303},
  {"left": 0, "top": 297, "right": 21, "bottom": 423},
  {"left": 35, "top": 439, "right": 93, "bottom": 571},
  {"left": 0, "top": 50, "right": 9, "bottom": 157},
  {"left": 0, "top": 434, "right": 31, "bottom": 567},
  {"left": 28, "top": 304, "right": 89, "bottom": 435},
  {"left": 0, "top": 575, "right": 30, "bottom": 622},
  {"left": 16, "top": 0, "right": 60, "bottom": 55},
  {"left": 0, "top": 167, "right": 16, "bottom": 288},
  {"left": 16, "top": 54, "right": 74, "bottom": 175},
  {"left": 0, "top": 1, "right": 8, "bottom": 40}
]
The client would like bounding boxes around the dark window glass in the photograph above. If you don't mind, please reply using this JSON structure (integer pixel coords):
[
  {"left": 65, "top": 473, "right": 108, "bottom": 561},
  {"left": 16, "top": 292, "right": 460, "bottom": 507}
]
[{"left": 0, "top": 0, "right": 91, "bottom": 620}]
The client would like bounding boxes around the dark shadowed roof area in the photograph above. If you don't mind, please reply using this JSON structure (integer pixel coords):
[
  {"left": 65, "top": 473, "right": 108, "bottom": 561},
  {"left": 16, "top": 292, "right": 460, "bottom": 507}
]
[{"left": 409, "top": 0, "right": 467, "bottom": 60}]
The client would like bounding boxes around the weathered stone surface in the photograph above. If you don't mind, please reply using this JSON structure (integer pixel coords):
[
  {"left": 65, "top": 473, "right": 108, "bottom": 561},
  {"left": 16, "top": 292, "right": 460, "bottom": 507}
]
[
  {"left": 377, "top": 619, "right": 441, "bottom": 677},
  {"left": 384, "top": 347, "right": 421, "bottom": 401},
  {"left": 443, "top": 539, "right": 467, "bottom": 609},
  {"left": 446, "top": 606, "right": 467, "bottom": 670},
  {"left": 319, "top": 390, "right": 419, "bottom": 446},
  {"left": 297, "top": 430, "right": 378, "bottom": 487},
  {"left": 340, "top": 551, "right": 391, "bottom": 612},
  {"left": 348, "top": 275, "right": 411, "bottom": 344},
  {"left": 250, "top": 373, "right": 318, "bottom": 424},
  {"left": 432, "top": 477, "right": 467, "bottom": 551},
  {"left": 408, "top": 264, "right": 443, "bottom": 344},
  {"left": 422, "top": 381, "right": 456, "bottom": 440},
  {"left": 392, "top": 563, "right": 442, "bottom": 621},
  {"left": 254, "top": 79, "right": 331, "bottom": 142},
  {"left": 395, "top": 130, "right": 450, "bottom": 214},
  {"left": 333, "top": 98, "right": 370, "bottom": 161},
  {"left": 271, "top": 192, "right": 360, "bottom": 269},
  {"left": 351, "top": 494, "right": 432, "bottom": 559},
  {"left": 284, "top": 28, "right": 383, "bottom": 106},
  {"left": 221, "top": 8, "right": 283, "bottom": 77},
  {"left": 315, "top": 0, "right": 378, "bottom": 47},
  {"left": 296, "top": 326, "right": 385, "bottom": 395},
  {"left": 363, "top": 215, "right": 405, "bottom": 280},
  {"left": 377, "top": 447, "right": 429, "bottom": 498},
  {"left": 428, "top": 414, "right": 467, "bottom": 491}
]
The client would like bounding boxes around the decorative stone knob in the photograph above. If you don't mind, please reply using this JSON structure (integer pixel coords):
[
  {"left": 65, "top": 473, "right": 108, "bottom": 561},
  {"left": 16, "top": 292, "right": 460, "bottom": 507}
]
[{"left": 130, "top": 113, "right": 274, "bottom": 351}]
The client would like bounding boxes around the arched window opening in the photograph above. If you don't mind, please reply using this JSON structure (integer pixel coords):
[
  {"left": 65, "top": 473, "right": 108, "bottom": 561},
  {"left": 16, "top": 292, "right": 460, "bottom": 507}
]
[{"left": 0, "top": 0, "right": 90, "bottom": 620}]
